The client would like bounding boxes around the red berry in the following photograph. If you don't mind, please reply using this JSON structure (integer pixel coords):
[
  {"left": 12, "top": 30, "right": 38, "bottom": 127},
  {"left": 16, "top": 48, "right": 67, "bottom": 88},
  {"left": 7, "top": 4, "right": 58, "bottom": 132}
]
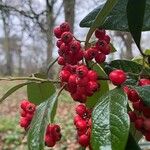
[
  {"left": 76, "top": 120, "right": 87, "bottom": 131},
  {"left": 56, "top": 40, "right": 63, "bottom": 48},
  {"left": 132, "top": 101, "right": 144, "bottom": 111},
  {"left": 134, "top": 117, "right": 144, "bottom": 130},
  {"left": 45, "top": 135, "right": 56, "bottom": 147},
  {"left": 95, "top": 40, "right": 107, "bottom": 51},
  {"left": 138, "top": 79, "right": 150, "bottom": 86},
  {"left": 61, "top": 32, "right": 73, "bottom": 43},
  {"left": 20, "top": 110, "right": 26, "bottom": 117},
  {"left": 19, "top": 117, "right": 30, "bottom": 128},
  {"left": 86, "top": 81, "right": 99, "bottom": 93},
  {"left": 95, "top": 52, "right": 106, "bottom": 63},
  {"left": 144, "top": 119, "right": 150, "bottom": 131},
  {"left": 123, "top": 86, "right": 130, "bottom": 95},
  {"left": 74, "top": 115, "right": 83, "bottom": 125},
  {"left": 145, "top": 132, "right": 150, "bottom": 141},
  {"left": 69, "top": 40, "right": 81, "bottom": 53},
  {"left": 100, "top": 44, "right": 111, "bottom": 55},
  {"left": 68, "top": 74, "right": 77, "bottom": 85},
  {"left": 78, "top": 134, "right": 90, "bottom": 147},
  {"left": 60, "top": 22, "right": 70, "bottom": 32},
  {"left": 26, "top": 113, "right": 33, "bottom": 121},
  {"left": 59, "top": 43, "right": 70, "bottom": 54},
  {"left": 77, "top": 50, "right": 84, "bottom": 61},
  {"left": 53, "top": 26, "right": 62, "bottom": 38},
  {"left": 143, "top": 107, "right": 150, "bottom": 118},
  {"left": 76, "top": 76, "right": 89, "bottom": 87},
  {"left": 109, "top": 69, "right": 126, "bottom": 86},
  {"left": 26, "top": 103, "right": 36, "bottom": 114},
  {"left": 76, "top": 104, "right": 87, "bottom": 117},
  {"left": 128, "top": 89, "right": 140, "bottom": 102},
  {"left": 20, "top": 100, "right": 30, "bottom": 111},
  {"left": 104, "top": 35, "right": 110, "bottom": 44},
  {"left": 58, "top": 57, "right": 66, "bottom": 65},
  {"left": 59, "top": 70, "right": 71, "bottom": 82},
  {"left": 95, "top": 29, "right": 105, "bottom": 40},
  {"left": 76, "top": 65, "right": 88, "bottom": 78},
  {"left": 128, "top": 111, "right": 137, "bottom": 122},
  {"left": 71, "top": 92, "right": 87, "bottom": 103},
  {"left": 87, "top": 70, "right": 98, "bottom": 81}
]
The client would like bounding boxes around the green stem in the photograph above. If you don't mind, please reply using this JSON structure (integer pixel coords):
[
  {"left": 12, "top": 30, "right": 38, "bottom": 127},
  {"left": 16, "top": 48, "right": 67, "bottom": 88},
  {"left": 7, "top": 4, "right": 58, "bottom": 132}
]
[{"left": 47, "top": 57, "right": 58, "bottom": 74}]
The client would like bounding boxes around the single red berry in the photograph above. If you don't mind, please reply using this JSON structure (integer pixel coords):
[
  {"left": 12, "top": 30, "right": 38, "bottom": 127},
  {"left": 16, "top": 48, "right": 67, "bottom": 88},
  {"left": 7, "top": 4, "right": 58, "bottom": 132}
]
[
  {"left": 138, "top": 79, "right": 150, "bottom": 86},
  {"left": 45, "top": 135, "right": 56, "bottom": 147},
  {"left": 128, "top": 111, "right": 137, "bottom": 122},
  {"left": 74, "top": 115, "right": 83, "bottom": 125},
  {"left": 86, "top": 81, "right": 99, "bottom": 93},
  {"left": 95, "top": 29, "right": 106, "bottom": 40},
  {"left": 77, "top": 50, "right": 84, "bottom": 61},
  {"left": 68, "top": 74, "right": 77, "bottom": 85},
  {"left": 76, "top": 120, "right": 87, "bottom": 131},
  {"left": 56, "top": 40, "right": 63, "bottom": 48},
  {"left": 20, "top": 110, "right": 26, "bottom": 117},
  {"left": 134, "top": 117, "right": 144, "bottom": 130},
  {"left": 26, "top": 113, "right": 33, "bottom": 121},
  {"left": 87, "top": 70, "right": 98, "bottom": 81},
  {"left": 58, "top": 56, "right": 66, "bottom": 65},
  {"left": 104, "top": 35, "right": 110, "bottom": 44},
  {"left": 20, "top": 100, "right": 30, "bottom": 111},
  {"left": 128, "top": 89, "right": 140, "bottom": 102},
  {"left": 19, "top": 117, "right": 30, "bottom": 128},
  {"left": 95, "top": 40, "right": 107, "bottom": 51},
  {"left": 95, "top": 52, "right": 106, "bottom": 63},
  {"left": 60, "top": 22, "right": 70, "bottom": 32},
  {"left": 109, "top": 69, "right": 126, "bottom": 86},
  {"left": 26, "top": 103, "right": 36, "bottom": 114},
  {"left": 59, "top": 70, "right": 71, "bottom": 82},
  {"left": 76, "top": 104, "right": 87, "bottom": 117},
  {"left": 76, "top": 76, "right": 89, "bottom": 87},
  {"left": 61, "top": 32, "right": 73, "bottom": 43},
  {"left": 59, "top": 43, "right": 70, "bottom": 54},
  {"left": 144, "top": 119, "right": 150, "bottom": 131},
  {"left": 84, "top": 48, "right": 98, "bottom": 61},
  {"left": 53, "top": 26, "right": 62, "bottom": 38},
  {"left": 100, "top": 44, "right": 111, "bottom": 55},
  {"left": 145, "top": 132, "right": 150, "bottom": 141},
  {"left": 69, "top": 40, "right": 81, "bottom": 53},
  {"left": 78, "top": 134, "right": 90, "bottom": 147},
  {"left": 132, "top": 101, "right": 144, "bottom": 111},
  {"left": 76, "top": 65, "right": 88, "bottom": 78},
  {"left": 71, "top": 92, "right": 87, "bottom": 103},
  {"left": 143, "top": 107, "right": 150, "bottom": 118}
]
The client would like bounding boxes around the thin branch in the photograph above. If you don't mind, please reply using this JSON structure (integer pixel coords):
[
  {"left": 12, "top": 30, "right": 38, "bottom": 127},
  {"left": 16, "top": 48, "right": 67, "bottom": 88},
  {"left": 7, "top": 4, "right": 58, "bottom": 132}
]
[{"left": 53, "top": 2, "right": 63, "bottom": 22}]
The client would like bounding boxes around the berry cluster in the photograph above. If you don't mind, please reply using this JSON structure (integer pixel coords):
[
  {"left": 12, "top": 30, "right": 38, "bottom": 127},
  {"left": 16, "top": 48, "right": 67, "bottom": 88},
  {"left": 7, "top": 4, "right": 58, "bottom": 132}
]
[
  {"left": 84, "top": 29, "right": 111, "bottom": 64},
  {"left": 45, "top": 124, "right": 62, "bottom": 147},
  {"left": 19, "top": 100, "right": 36, "bottom": 129},
  {"left": 54, "top": 22, "right": 83, "bottom": 65},
  {"left": 19, "top": 100, "right": 61, "bottom": 147},
  {"left": 59, "top": 64, "right": 99, "bottom": 103},
  {"left": 124, "top": 78, "right": 150, "bottom": 141},
  {"left": 74, "top": 104, "right": 92, "bottom": 148}
]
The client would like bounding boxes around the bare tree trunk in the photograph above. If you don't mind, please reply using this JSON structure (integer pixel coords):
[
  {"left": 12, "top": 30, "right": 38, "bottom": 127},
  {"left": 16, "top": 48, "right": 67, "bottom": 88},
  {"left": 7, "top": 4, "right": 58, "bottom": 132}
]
[
  {"left": 1, "top": 12, "right": 13, "bottom": 75},
  {"left": 46, "top": 0, "right": 54, "bottom": 65},
  {"left": 63, "top": 0, "right": 75, "bottom": 33}
]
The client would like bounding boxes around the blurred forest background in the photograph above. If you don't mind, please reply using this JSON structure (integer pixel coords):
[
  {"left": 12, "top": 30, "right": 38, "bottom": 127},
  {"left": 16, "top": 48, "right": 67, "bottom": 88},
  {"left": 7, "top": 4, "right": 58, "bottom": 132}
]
[{"left": 0, "top": 0, "right": 150, "bottom": 76}]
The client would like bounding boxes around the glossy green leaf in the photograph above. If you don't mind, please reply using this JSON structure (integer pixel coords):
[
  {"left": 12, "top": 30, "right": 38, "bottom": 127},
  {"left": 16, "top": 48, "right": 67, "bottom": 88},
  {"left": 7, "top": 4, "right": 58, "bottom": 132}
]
[
  {"left": 91, "top": 88, "right": 130, "bottom": 150},
  {"left": 125, "top": 133, "right": 141, "bottom": 150},
  {"left": 0, "top": 82, "right": 33, "bottom": 103},
  {"left": 80, "top": 0, "right": 150, "bottom": 32},
  {"left": 27, "top": 92, "right": 59, "bottom": 150},
  {"left": 85, "top": 0, "right": 118, "bottom": 46},
  {"left": 127, "top": 0, "right": 146, "bottom": 50},
  {"left": 27, "top": 73, "right": 55, "bottom": 105},
  {"left": 133, "top": 86, "right": 150, "bottom": 106},
  {"left": 86, "top": 63, "right": 109, "bottom": 108}
]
